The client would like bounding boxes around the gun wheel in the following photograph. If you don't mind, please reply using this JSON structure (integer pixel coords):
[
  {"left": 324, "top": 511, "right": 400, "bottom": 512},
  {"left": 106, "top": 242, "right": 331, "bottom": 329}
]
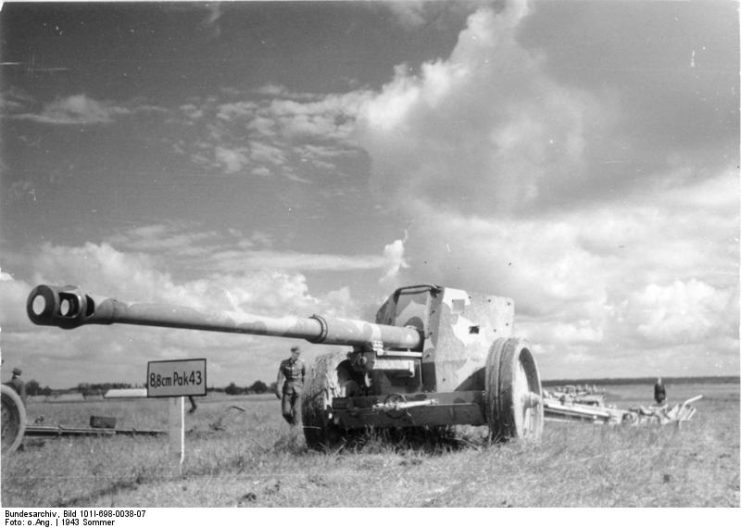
[
  {"left": 302, "top": 352, "right": 356, "bottom": 451},
  {"left": 1, "top": 385, "right": 26, "bottom": 454},
  {"left": 485, "top": 338, "right": 543, "bottom": 442}
]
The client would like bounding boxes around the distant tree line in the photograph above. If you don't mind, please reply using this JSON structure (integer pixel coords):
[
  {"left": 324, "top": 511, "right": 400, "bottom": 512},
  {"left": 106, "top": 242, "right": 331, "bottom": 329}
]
[
  {"left": 24, "top": 379, "right": 53, "bottom": 397},
  {"left": 23, "top": 375, "right": 740, "bottom": 396},
  {"left": 222, "top": 380, "right": 277, "bottom": 395},
  {"left": 76, "top": 382, "right": 134, "bottom": 396}
]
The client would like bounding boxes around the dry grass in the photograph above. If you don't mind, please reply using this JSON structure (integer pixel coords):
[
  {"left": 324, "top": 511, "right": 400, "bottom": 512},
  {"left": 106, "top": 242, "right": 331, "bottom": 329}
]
[{"left": 2, "top": 383, "right": 738, "bottom": 507}]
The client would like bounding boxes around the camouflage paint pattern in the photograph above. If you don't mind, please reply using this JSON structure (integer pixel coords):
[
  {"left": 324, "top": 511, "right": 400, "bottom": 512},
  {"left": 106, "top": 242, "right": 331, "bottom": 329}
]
[
  {"left": 429, "top": 288, "right": 514, "bottom": 392},
  {"left": 29, "top": 285, "right": 516, "bottom": 403},
  {"left": 26, "top": 283, "right": 539, "bottom": 441},
  {"left": 374, "top": 285, "right": 514, "bottom": 393},
  {"left": 26, "top": 284, "right": 422, "bottom": 350},
  {"left": 301, "top": 350, "right": 348, "bottom": 448}
]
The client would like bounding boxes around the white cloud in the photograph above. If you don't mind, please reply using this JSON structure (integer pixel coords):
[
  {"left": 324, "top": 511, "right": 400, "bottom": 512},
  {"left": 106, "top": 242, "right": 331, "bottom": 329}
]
[
  {"left": 30, "top": 242, "right": 166, "bottom": 302},
  {"left": 12, "top": 232, "right": 406, "bottom": 322},
  {"left": 214, "top": 146, "right": 250, "bottom": 173},
  {"left": 180, "top": 103, "right": 204, "bottom": 121},
  {"left": 386, "top": 1, "right": 428, "bottom": 29},
  {"left": 379, "top": 232, "right": 410, "bottom": 286},
  {"left": 2, "top": 241, "right": 372, "bottom": 387},
  {"left": 107, "top": 224, "right": 216, "bottom": 256},
  {"left": 106, "top": 224, "right": 393, "bottom": 276},
  {"left": 268, "top": 92, "right": 369, "bottom": 141},
  {"left": 207, "top": 249, "right": 387, "bottom": 274},
  {"left": 11, "top": 94, "right": 164, "bottom": 125},
  {"left": 249, "top": 141, "right": 287, "bottom": 166},
  {"left": 393, "top": 168, "right": 738, "bottom": 377},
  {"left": 355, "top": 2, "right": 601, "bottom": 215},
  {"left": 6, "top": 0, "right": 736, "bottom": 384},
  {"left": 176, "top": 88, "right": 372, "bottom": 179},
  {"left": 216, "top": 101, "right": 257, "bottom": 121},
  {"left": 151, "top": 0, "right": 737, "bottom": 378},
  {"left": 625, "top": 279, "right": 735, "bottom": 347},
  {"left": 339, "top": 1, "right": 738, "bottom": 378},
  {"left": 383, "top": 0, "right": 488, "bottom": 30},
  {"left": 0, "top": 270, "right": 33, "bottom": 329},
  {"left": 17, "top": 94, "right": 130, "bottom": 125}
]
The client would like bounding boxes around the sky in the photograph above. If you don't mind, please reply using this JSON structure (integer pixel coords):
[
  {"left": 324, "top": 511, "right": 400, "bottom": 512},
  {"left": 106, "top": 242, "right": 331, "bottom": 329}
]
[{"left": 0, "top": 0, "right": 738, "bottom": 390}]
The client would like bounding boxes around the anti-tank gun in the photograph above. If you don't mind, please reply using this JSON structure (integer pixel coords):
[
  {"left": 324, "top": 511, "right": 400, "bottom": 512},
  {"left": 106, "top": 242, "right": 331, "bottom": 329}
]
[{"left": 23, "top": 283, "right": 544, "bottom": 449}]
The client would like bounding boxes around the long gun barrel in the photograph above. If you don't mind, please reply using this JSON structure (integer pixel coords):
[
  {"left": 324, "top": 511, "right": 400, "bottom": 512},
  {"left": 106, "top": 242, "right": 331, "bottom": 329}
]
[{"left": 26, "top": 285, "right": 422, "bottom": 350}]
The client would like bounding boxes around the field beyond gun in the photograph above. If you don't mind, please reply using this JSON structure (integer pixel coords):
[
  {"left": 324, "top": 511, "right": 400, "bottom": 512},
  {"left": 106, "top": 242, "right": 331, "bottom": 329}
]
[{"left": 1, "top": 380, "right": 738, "bottom": 507}]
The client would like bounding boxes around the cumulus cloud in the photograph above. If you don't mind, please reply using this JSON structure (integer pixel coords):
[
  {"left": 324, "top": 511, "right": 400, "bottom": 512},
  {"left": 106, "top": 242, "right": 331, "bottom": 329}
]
[
  {"left": 214, "top": 146, "right": 250, "bottom": 173},
  {"left": 383, "top": 0, "right": 489, "bottom": 30},
  {"left": 356, "top": 2, "right": 603, "bottom": 216},
  {"left": 624, "top": 279, "right": 735, "bottom": 347},
  {"left": 41, "top": 241, "right": 358, "bottom": 318},
  {"left": 379, "top": 232, "right": 410, "bottom": 286},
  {"left": 174, "top": 87, "right": 371, "bottom": 179},
  {"left": 339, "top": 1, "right": 738, "bottom": 377},
  {"left": 1, "top": 240, "right": 373, "bottom": 387},
  {"left": 0, "top": 224, "right": 446, "bottom": 386},
  {"left": 6, "top": 1, "right": 735, "bottom": 383},
  {"left": 0, "top": 269, "right": 33, "bottom": 330},
  {"left": 397, "top": 169, "right": 738, "bottom": 376}
]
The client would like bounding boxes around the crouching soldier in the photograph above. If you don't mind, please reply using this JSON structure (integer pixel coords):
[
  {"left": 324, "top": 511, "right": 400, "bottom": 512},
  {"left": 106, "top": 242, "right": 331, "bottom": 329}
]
[{"left": 276, "top": 346, "right": 305, "bottom": 426}]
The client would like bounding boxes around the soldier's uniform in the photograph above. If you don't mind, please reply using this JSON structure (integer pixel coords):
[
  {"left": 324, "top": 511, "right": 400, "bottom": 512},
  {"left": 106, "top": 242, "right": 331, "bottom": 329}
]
[
  {"left": 277, "top": 350, "right": 305, "bottom": 425},
  {"left": 5, "top": 368, "right": 26, "bottom": 404},
  {"left": 654, "top": 378, "right": 666, "bottom": 405}
]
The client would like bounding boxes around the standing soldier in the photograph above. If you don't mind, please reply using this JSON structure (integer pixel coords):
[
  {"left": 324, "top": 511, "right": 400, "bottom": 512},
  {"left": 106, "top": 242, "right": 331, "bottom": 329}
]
[
  {"left": 5, "top": 367, "right": 26, "bottom": 404},
  {"left": 276, "top": 346, "right": 305, "bottom": 426},
  {"left": 654, "top": 377, "right": 666, "bottom": 405}
]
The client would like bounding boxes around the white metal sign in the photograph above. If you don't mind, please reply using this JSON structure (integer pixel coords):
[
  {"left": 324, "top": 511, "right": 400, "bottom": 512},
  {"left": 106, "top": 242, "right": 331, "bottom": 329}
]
[{"left": 147, "top": 358, "right": 207, "bottom": 398}]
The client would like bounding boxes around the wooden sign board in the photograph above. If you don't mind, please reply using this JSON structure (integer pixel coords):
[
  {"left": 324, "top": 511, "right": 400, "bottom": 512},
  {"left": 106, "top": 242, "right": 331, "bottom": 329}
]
[{"left": 147, "top": 358, "right": 207, "bottom": 398}]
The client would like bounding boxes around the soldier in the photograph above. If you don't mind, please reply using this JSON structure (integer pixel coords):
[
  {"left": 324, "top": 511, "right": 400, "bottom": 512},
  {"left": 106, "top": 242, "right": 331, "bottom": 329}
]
[
  {"left": 5, "top": 367, "right": 26, "bottom": 404},
  {"left": 654, "top": 377, "right": 666, "bottom": 405},
  {"left": 276, "top": 345, "right": 305, "bottom": 426}
]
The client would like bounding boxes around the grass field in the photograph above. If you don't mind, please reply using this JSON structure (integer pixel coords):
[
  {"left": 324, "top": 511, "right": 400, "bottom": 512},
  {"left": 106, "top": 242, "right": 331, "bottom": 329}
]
[{"left": 1, "top": 382, "right": 738, "bottom": 508}]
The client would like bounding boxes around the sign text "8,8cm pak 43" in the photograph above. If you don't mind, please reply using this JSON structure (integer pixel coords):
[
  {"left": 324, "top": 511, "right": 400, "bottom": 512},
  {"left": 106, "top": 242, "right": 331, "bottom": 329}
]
[
  {"left": 150, "top": 370, "right": 202, "bottom": 388},
  {"left": 147, "top": 358, "right": 207, "bottom": 398}
]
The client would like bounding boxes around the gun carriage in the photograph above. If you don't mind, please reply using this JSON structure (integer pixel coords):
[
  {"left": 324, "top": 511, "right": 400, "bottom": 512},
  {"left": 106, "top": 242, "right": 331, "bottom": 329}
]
[{"left": 10, "top": 283, "right": 544, "bottom": 451}]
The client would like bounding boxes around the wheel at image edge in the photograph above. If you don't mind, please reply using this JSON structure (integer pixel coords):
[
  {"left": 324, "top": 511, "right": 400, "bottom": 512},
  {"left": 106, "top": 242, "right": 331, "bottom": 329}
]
[{"left": 1, "top": 384, "right": 26, "bottom": 454}]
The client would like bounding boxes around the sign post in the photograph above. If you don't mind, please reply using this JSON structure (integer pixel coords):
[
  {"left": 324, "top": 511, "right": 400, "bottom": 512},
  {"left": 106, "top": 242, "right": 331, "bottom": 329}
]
[
  {"left": 147, "top": 358, "right": 207, "bottom": 471},
  {"left": 168, "top": 396, "right": 185, "bottom": 465}
]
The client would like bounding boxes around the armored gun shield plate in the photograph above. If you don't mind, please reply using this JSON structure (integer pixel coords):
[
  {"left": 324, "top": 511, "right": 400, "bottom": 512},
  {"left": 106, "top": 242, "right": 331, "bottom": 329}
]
[
  {"left": 485, "top": 338, "right": 543, "bottom": 441},
  {"left": 1, "top": 385, "right": 27, "bottom": 454}
]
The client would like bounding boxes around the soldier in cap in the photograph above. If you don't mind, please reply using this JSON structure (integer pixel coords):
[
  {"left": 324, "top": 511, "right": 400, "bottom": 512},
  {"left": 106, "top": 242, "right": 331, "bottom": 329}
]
[
  {"left": 276, "top": 345, "right": 306, "bottom": 426},
  {"left": 5, "top": 367, "right": 26, "bottom": 404}
]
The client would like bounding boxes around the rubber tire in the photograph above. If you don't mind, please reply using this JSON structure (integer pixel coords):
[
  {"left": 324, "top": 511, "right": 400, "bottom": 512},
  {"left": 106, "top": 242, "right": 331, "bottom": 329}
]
[
  {"left": 301, "top": 351, "right": 353, "bottom": 451},
  {"left": 1, "top": 385, "right": 26, "bottom": 454},
  {"left": 485, "top": 338, "right": 544, "bottom": 441}
]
